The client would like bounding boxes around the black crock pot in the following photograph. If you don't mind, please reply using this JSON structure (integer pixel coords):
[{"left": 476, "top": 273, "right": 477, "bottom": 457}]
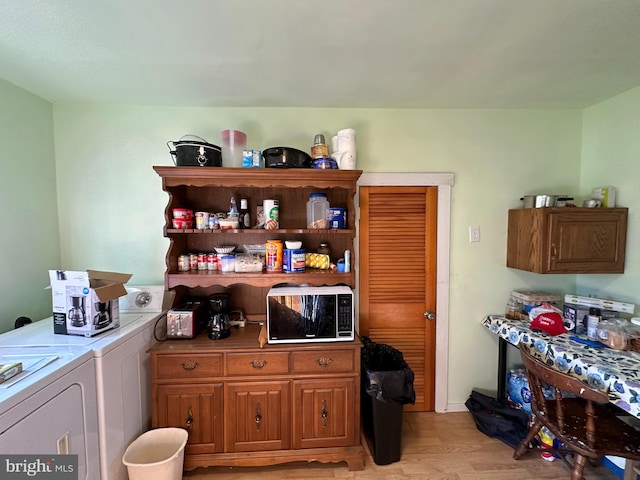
[
  {"left": 263, "top": 147, "right": 313, "bottom": 168},
  {"left": 167, "top": 135, "right": 222, "bottom": 167}
]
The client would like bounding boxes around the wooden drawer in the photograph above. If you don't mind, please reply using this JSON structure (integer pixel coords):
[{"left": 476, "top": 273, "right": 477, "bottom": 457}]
[
  {"left": 291, "top": 349, "right": 356, "bottom": 374},
  {"left": 226, "top": 352, "right": 290, "bottom": 376},
  {"left": 154, "top": 353, "right": 223, "bottom": 380}
]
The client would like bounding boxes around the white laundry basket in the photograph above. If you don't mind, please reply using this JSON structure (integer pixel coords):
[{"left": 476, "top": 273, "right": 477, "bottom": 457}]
[{"left": 122, "top": 427, "right": 188, "bottom": 480}]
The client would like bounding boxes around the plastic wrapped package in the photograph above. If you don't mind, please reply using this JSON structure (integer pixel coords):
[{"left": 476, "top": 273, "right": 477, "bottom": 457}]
[{"left": 596, "top": 318, "right": 640, "bottom": 350}]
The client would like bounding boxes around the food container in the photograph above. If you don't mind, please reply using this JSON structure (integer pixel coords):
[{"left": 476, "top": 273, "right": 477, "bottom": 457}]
[
  {"left": 305, "top": 253, "right": 330, "bottom": 270},
  {"left": 172, "top": 208, "right": 193, "bottom": 219},
  {"left": 265, "top": 240, "right": 283, "bottom": 272},
  {"left": 521, "top": 195, "right": 572, "bottom": 208},
  {"left": 218, "top": 218, "right": 239, "bottom": 229},
  {"left": 167, "top": 135, "right": 222, "bottom": 167},
  {"left": 172, "top": 218, "right": 193, "bottom": 229},
  {"left": 596, "top": 318, "right": 638, "bottom": 350},
  {"left": 283, "top": 248, "right": 306, "bottom": 273},
  {"left": 220, "top": 255, "right": 236, "bottom": 273},
  {"left": 234, "top": 254, "right": 263, "bottom": 272}
]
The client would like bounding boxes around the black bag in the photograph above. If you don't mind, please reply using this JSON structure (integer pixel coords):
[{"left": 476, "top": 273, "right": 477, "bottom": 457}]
[
  {"left": 361, "top": 337, "right": 416, "bottom": 405},
  {"left": 465, "top": 390, "right": 530, "bottom": 448}
]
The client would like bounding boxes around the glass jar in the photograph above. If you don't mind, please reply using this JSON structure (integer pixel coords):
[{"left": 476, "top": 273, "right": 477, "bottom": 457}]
[
  {"left": 317, "top": 243, "right": 330, "bottom": 256},
  {"left": 306, "top": 192, "right": 329, "bottom": 229}
]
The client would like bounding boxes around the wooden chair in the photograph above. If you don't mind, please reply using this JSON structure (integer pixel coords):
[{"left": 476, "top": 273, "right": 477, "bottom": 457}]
[{"left": 514, "top": 347, "right": 640, "bottom": 480}]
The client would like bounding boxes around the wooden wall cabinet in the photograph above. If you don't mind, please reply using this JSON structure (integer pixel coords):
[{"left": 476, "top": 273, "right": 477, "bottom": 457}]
[
  {"left": 150, "top": 327, "right": 364, "bottom": 471},
  {"left": 507, "top": 207, "right": 628, "bottom": 274}
]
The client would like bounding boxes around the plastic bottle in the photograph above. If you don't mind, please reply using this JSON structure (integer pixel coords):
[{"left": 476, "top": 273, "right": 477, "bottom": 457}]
[
  {"left": 344, "top": 249, "right": 351, "bottom": 272},
  {"left": 239, "top": 198, "right": 251, "bottom": 229},
  {"left": 228, "top": 196, "right": 239, "bottom": 218},
  {"left": 306, "top": 193, "right": 329, "bottom": 229}
]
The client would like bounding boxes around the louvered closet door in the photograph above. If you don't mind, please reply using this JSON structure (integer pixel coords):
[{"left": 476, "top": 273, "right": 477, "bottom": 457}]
[{"left": 359, "top": 186, "right": 437, "bottom": 411}]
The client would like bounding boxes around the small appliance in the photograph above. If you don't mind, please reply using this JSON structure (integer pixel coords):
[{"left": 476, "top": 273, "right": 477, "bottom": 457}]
[
  {"left": 207, "top": 293, "right": 231, "bottom": 340},
  {"left": 266, "top": 285, "right": 354, "bottom": 344},
  {"left": 166, "top": 302, "right": 208, "bottom": 339}
]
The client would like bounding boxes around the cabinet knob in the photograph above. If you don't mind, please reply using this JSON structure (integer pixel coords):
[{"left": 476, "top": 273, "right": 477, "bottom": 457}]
[
  {"left": 185, "top": 407, "right": 194, "bottom": 431},
  {"left": 181, "top": 361, "right": 199, "bottom": 371},
  {"left": 321, "top": 400, "right": 328, "bottom": 428},
  {"left": 551, "top": 243, "right": 557, "bottom": 260},
  {"left": 316, "top": 357, "right": 333, "bottom": 367},
  {"left": 255, "top": 403, "right": 262, "bottom": 430},
  {"left": 249, "top": 359, "right": 267, "bottom": 369}
]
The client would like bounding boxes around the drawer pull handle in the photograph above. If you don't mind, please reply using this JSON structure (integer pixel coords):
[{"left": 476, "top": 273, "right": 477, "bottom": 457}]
[
  {"left": 249, "top": 359, "right": 267, "bottom": 369},
  {"left": 255, "top": 403, "right": 262, "bottom": 430},
  {"left": 316, "top": 357, "right": 333, "bottom": 367},
  {"left": 185, "top": 407, "right": 194, "bottom": 431},
  {"left": 321, "top": 400, "right": 328, "bottom": 428},
  {"left": 181, "top": 361, "right": 199, "bottom": 371}
]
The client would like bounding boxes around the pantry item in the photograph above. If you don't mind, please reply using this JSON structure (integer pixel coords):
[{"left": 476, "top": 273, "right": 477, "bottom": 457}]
[
  {"left": 283, "top": 248, "right": 306, "bottom": 273},
  {"left": 213, "top": 245, "right": 236, "bottom": 254},
  {"left": 167, "top": 135, "right": 222, "bottom": 167},
  {"left": 306, "top": 253, "right": 330, "bottom": 269},
  {"left": 218, "top": 218, "right": 239, "bottom": 229},
  {"left": 266, "top": 240, "right": 283, "bottom": 272},
  {"left": 285, "top": 241, "right": 302, "bottom": 249},
  {"left": 263, "top": 199, "right": 279, "bottom": 229},
  {"left": 329, "top": 207, "right": 347, "bottom": 229},
  {"left": 239, "top": 198, "right": 251, "bottom": 229},
  {"left": 307, "top": 193, "right": 329, "bottom": 229},
  {"left": 311, "top": 134, "right": 329, "bottom": 159},
  {"left": 313, "top": 157, "right": 338, "bottom": 169}
]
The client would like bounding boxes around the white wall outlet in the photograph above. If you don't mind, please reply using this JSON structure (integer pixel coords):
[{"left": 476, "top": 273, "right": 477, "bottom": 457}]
[{"left": 469, "top": 226, "right": 481, "bottom": 243}]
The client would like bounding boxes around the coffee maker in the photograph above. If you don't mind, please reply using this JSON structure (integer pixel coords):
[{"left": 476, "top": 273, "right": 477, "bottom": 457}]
[
  {"left": 68, "top": 295, "right": 86, "bottom": 327},
  {"left": 208, "top": 293, "right": 231, "bottom": 340},
  {"left": 93, "top": 300, "right": 112, "bottom": 329}
]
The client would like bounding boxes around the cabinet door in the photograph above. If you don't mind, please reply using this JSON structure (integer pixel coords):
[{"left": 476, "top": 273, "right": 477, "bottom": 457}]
[
  {"left": 156, "top": 383, "right": 224, "bottom": 454},
  {"left": 547, "top": 210, "right": 627, "bottom": 273},
  {"left": 292, "top": 378, "right": 356, "bottom": 449},
  {"left": 225, "top": 381, "right": 291, "bottom": 452}
]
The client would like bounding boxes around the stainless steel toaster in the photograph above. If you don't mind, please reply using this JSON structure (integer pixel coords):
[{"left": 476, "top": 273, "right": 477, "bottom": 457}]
[{"left": 166, "top": 302, "right": 208, "bottom": 339}]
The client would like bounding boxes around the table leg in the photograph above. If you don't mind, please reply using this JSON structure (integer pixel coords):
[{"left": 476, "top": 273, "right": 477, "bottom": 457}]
[{"left": 498, "top": 337, "right": 508, "bottom": 400}]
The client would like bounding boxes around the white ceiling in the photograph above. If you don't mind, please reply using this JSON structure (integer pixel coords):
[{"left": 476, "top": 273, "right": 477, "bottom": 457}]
[{"left": 2, "top": 0, "right": 640, "bottom": 108}]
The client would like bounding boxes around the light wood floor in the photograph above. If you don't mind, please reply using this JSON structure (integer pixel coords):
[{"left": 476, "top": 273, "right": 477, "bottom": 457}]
[{"left": 182, "top": 411, "right": 620, "bottom": 479}]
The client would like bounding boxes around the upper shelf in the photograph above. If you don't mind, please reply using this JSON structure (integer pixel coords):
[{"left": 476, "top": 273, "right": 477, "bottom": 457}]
[{"left": 154, "top": 166, "right": 363, "bottom": 189}]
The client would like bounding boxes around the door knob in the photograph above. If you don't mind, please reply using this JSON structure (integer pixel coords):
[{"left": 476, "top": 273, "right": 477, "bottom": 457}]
[{"left": 424, "top": 311, "right": 435, "bottom": 320}]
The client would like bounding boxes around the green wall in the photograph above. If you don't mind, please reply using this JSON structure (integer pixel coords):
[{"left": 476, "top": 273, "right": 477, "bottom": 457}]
[
  {"left": 0, "top": 79, "right": 60, "bottom": 331},
  {"left": 3, "top": 81, "right": 639, "bottom": 407}
]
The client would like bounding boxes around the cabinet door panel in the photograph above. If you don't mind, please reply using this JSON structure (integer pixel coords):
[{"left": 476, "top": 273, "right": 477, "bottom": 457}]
[
  {"left": 548, "top": 211, "right": 627, "bottom": 273},
  {"left": 156, "top": 383, "right": 224, "bottom": 454},
  {"left": 225, "top": 381, "right": 290, "bottom": 452},
  {"left": 293, "top": 378, "right": 356, "bottom": 449}
]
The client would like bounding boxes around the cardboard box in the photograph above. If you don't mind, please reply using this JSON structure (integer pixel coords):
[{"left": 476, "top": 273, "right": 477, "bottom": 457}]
[{"left": 49, "top": 270, "right": 132, "bottom": 337}]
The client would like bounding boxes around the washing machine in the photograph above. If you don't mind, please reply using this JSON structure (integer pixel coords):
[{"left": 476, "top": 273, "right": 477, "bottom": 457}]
[
  {"left": 0, "top": 344, "right": 100, "bottom": 480},
  {"left": 0, "top": 285, "right": 166, "bottom": 480}
]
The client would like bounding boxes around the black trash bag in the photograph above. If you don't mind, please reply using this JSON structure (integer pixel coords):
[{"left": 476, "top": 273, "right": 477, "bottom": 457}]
[
  {"left": 465, "top": 390, "right": 530, "bottom": 449},
  {"left": 361, "top": 337, "right": 416, "bottom": 405}
]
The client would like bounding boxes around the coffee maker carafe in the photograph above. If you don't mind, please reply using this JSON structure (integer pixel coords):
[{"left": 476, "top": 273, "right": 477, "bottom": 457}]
[
  {"left": 208, "top": 293, "right": 231, "bottom": 340},
  {"left": 93, "top": 300, "right": 111, "bottom": 328},
  {"left": 68, "top": 295, "right": 86, "bottom": 327}
]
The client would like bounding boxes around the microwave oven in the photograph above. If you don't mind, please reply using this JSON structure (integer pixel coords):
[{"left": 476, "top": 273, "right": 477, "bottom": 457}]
[{"left": 266, "top": 285, "right": 355, "bottom": 344}]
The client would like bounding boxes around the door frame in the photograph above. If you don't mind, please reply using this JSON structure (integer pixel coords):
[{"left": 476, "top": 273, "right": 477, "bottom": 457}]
[{"left": 357, "top": 173, "right": 454, "bottom": 413}]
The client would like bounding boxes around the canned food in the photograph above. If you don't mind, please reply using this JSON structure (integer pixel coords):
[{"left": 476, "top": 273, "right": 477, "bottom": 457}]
[
  {"left": 265, "top": 240, "right": 283, "bottom": 272},
  {"left": 178, "top": 255, "right": 190, "bottom": 272},
  {"left": 283, "top": 248, "right": 306, "bottom": 273},
  {"left": 263, "top": 200, "right": 279, "bottom": 229},
  {"left": 189, "top": 253, "right": 198, "bottom": 270},
  {"left": 328, "top": 208, "right": 347, "bottom": 229},
  {"left": 195, "top": 211, "right": 210, "bottom": 230},
  {"left": 207, "top": 253, "right": 217, "bottom": 271},
  {"left": 208, "top": 215, "right": 219, "bottom": 229},
  {"left": 197, "top": 253, "right": 207, "bottom": 271}
]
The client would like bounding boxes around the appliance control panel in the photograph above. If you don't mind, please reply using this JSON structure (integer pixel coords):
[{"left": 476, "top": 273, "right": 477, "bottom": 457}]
[{"left": 337, "top": 294, "right": 353, "bottom": 337}]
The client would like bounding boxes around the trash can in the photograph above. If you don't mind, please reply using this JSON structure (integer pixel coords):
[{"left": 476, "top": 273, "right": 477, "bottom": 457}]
[
  {"left": 361, "top": 337, "right": 416, "bottom": 465},
  {"left": 122, "top": 427, "right": 188, "bottom": 480}
]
